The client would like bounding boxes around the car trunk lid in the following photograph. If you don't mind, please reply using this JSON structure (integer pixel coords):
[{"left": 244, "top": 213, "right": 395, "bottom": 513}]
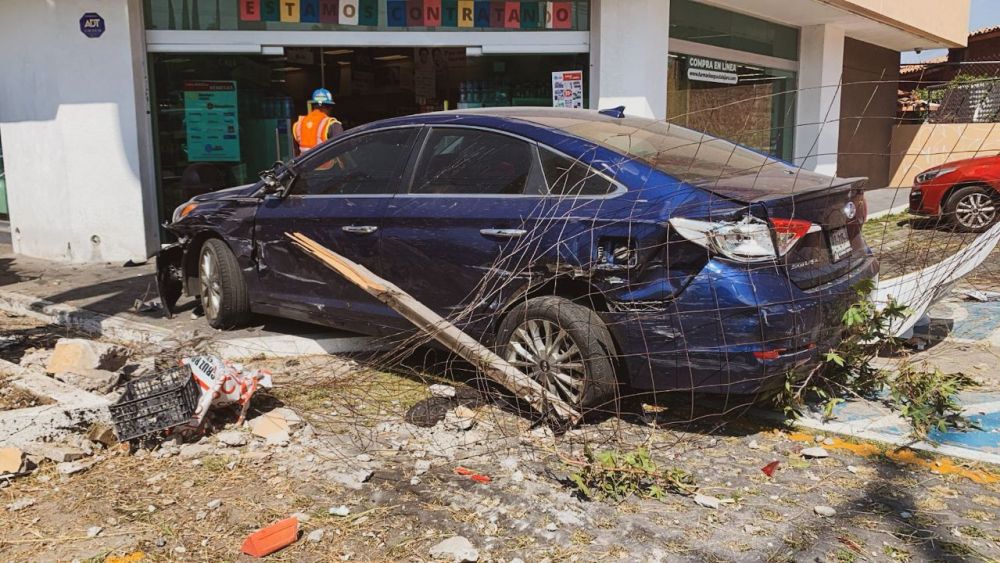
[{"left": 691, "top": 169, "right": 869, "bottom": 289}]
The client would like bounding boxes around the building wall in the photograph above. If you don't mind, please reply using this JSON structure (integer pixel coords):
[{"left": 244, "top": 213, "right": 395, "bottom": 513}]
[
  {"left": 889, "top": 123, "right": 1000, "bottom": 188},
  {"left": 826, "top": 0, "right": 970, "bottom": 47},
  {"left": 838, "top": 37, "right": 899, "bottom": 188},
  {"left": 590, "top": 0, "right": 671, "bottom": 120},
  {"left": 0, "top": 0, "right": 157, "bottom": 263}
]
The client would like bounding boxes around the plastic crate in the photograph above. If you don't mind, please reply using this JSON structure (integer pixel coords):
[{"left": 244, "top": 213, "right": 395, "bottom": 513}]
[{"left": 109, "top": 366, "right": 200, "bottom": 441}]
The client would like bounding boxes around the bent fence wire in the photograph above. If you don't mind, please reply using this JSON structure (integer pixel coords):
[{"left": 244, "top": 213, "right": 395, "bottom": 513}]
[{"left": 209, "top": 66, "right": 1000, "bottom": 520}]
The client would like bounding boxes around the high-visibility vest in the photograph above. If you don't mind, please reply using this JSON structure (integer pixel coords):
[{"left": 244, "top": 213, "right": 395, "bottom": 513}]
[{"left": 293, "top": 110, "right": 341, "bottom": 152}]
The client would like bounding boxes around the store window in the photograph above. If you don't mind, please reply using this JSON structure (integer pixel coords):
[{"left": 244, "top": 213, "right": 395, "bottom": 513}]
[
  {"left": 667, "top": 54, "right": 797, "bottom": 161},
  {"left": 144, "top": 0, "right": 590, "bottom": 32},
  {"left": 670, "top": 0, "right": 799, "bottom": 61},
  {"left": 296, "top": 128, "right": 418, "bottom": 195},
  {"left": 149, "top": 49, "right": 588, "bottom": 222},
  {"left": 412, "top": 128, "right": 536, "bottom": 195}
]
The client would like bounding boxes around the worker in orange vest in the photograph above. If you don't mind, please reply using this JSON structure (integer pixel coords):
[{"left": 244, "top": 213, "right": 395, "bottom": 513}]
[{"left": 292, "top": 88, "right": 343, "bottom": 156}]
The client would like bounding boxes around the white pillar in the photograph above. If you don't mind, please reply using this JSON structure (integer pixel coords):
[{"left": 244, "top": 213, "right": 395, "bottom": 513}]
[
  {"left": 0, "top": 0, "right": 158, "bottom": 263},
  {"left": 794, "top": 24, "right": 845, "bottom": 176},
  {"left": 590, "top": 0, "right": 671, "bottom": 120}
]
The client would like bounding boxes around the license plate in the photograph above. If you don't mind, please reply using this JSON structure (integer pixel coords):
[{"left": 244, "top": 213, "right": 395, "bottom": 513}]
[{"left": 829, "top": 227, "right": 852, "bottom": 262}]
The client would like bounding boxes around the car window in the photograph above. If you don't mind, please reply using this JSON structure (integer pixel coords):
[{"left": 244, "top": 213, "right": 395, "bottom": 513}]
[
  {"left": 538, "top": 147, "right": 617, "bottom": 196},
  {"left": 411, "top": 128, "right": 539, "bottom": 195},
  {"left": 294, "top": 128, "right": 416, "bottom": 196}
]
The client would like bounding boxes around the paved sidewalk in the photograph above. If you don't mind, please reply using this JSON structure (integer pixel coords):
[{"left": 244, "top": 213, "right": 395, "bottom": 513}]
[
  {"left": 0, "top": 243, "right": 379, "bottom": 357},
  {"left": 865, "top": 186, "right": 911, "bottom": 218}
]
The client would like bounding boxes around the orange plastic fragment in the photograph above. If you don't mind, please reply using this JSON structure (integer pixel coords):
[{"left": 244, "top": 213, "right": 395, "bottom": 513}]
[
  {"left": 470, "top": 474, "right": 491, "bottom": 484},
  {"left": 454, "top": 466, "right": 474, "bottom": 476},
  {"left": 787, "top": 432, "right": 1000, "bottom": 484},
  {"left": 761, "top": 461, "right": 780, "bottom": 477},
  {"left": 240, "top": 517, "right": 299, "bottom": 558}
]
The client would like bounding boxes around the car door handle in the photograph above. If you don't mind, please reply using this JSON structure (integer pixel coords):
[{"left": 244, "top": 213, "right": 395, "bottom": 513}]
[
  {"left": 480, "top": 228, "right": 527, "bottom": 238},
  {"left": 341, "top": 225, "right": 378, "bottom": 235}
]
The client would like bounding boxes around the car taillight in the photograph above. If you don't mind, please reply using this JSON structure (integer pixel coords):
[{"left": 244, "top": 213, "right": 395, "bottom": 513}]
[
  {"left": 670, "top": 215, "right": 815, "bottom": 263},
  {"left": 770, "top": 218, "right": 813, "bottom": 256}
]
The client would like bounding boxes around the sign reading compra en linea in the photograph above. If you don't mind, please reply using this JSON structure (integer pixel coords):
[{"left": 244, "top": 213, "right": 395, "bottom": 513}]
[
  {"left": 239, "top": 0, "right": 577, "bottom": 29},
  {"left": 686, "top": 56, "right": 739, "bottom": 85}
]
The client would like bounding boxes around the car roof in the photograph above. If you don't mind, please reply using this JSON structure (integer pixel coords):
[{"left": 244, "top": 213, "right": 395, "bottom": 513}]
[
  {"left": 361, "top": 107, "right": 663, "bottom": 138},
  {"left": 357, "top": 108, "right": 789, "bottom": 187}
]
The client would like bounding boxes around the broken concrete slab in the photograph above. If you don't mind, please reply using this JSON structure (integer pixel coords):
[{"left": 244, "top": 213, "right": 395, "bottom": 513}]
[
  {"left": 178, "top": 443, "right": 214, "bottom": 459},
  {"left": 328, "top": 469, "right": 374, "bottom": 490},
  {"left": 46, "top": 338, "right": 129, "bottom": 374},
  {"left": 215, "top": 430, "right": 249, "bottom": 447},
  {"left": 0, "top": 447, "right": 24, "bottom": 474},
  {"left": 0, "top": 289, "right": 172, "bottom": 346},
  {"left": 429, "top": 384, "right": 457, "bottom": 398},
  {"left": 56, "top": 457, "right": 99, "bottom": 476},
  {"left": 429, "top": 535, "right": 479, "bottom": 562},
  {"left": 22, "top": 442, "right": 88, "bottom": 463},
  {"left": 249, "top": 408, "right": 304, "bottom": 442},
  {"left": 54, "top": 368, "right": 120, "bottom": 394},
  {"left": 86, "top": 423, "right": 117, "bottom": 447},
  {"left": 0, "top": 361, "right": 111, "bottom": 449},
  {"left": 18, "top": 348, "right": 50, "bottom": 372}
]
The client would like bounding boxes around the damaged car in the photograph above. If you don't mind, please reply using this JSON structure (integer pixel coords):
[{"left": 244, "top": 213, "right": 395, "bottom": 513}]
[{"left": 158, "top": 107, "right": 878, "bottom": 412}]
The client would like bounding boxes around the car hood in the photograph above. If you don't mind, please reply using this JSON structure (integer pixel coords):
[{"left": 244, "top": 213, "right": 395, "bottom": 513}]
[
  {"left": 192, "top": 183, "right": 260, "bottom": 202},
  {"left": 687, "top": 164, "right": 864, "bottom": 203},
  {"left": 921, "top": 154, "right": 1000, "bottom": 173}
]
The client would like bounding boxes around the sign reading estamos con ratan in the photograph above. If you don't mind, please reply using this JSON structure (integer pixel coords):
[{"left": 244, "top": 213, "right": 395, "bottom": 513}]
[{"left": 239, "top": 0, "right": 576, "bottom": 29}]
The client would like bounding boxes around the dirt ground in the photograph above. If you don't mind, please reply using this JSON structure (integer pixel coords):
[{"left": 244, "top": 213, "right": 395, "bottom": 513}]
[
  {"left": 2, "top": 344, "right": 1000, "bottom": 562},
  {"left": 2, "top": 216, "right": 1000, "bottom": 562}
]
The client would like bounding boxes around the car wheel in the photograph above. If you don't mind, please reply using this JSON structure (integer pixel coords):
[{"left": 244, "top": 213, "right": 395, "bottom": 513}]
[
  {"left": 198, "top": 239, "right": 250, "bottom": 329},
  {"left": 946, "top": 185, "right": 999, "bottom": 232},
  {"left": 495, "top": 296, "right": 619, "bottom": 417}
]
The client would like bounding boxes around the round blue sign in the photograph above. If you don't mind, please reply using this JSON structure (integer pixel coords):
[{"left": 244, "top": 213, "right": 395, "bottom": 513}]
[{"left": 80, "top": 13, "right": 105, "bottom": 38}]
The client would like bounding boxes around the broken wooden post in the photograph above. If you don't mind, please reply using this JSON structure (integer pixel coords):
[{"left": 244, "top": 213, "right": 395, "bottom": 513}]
[{"left": 285, "top": 232, "right": 581, "bottom": 424}]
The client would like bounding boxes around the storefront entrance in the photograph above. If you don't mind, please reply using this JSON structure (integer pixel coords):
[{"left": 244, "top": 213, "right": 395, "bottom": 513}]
[{"left": 149, "top": 48, "right": 588, "bottom": 221}]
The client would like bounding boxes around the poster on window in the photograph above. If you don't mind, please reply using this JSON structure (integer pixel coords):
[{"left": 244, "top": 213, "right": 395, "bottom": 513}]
[
  {"left": 552, "top": 70, "right": 583, "bottom": 109},
  {"left": 184, "top": 81, "right": 241, "bottom": 162},
  {"left": 414, "top": 47, "right": 437, "bottom": 100}
]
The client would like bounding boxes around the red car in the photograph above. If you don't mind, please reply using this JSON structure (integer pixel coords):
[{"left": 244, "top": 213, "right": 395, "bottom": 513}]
[{"left": 910, "top": 155, "right": 1000, "bottom": 232}]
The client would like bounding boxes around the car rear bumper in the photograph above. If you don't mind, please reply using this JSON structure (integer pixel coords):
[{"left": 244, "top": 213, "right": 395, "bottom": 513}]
[{"left": 604, "top": 254, "right": 879, "bottom": 397}]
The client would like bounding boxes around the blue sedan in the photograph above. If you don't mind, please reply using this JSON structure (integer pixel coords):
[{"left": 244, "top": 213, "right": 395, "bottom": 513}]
[{"left": 158, "top": 108, "right": 878, "bottom": 413}]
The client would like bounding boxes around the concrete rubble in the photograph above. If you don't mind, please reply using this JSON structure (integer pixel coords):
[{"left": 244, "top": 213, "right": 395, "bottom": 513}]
[
  {"left": 45, "top": 338, "right": 129, "bottom": 374},
  {"left": 429, "top": 536, "right": 480, "bottom": 562}
]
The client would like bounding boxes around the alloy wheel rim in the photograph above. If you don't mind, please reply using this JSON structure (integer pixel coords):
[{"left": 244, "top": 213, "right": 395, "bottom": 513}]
[
  {"left": 505, "top": 319, "right": 586, "bottom": 406},
  {"left": 199, "top": 251, "right": 222, "bottom": 319},
  {"left": 956, "top": 193, "right": 997, "bottom": 229}
]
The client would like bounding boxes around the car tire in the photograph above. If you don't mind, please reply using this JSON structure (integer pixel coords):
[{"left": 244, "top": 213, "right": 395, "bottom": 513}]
[
  {"left": 198, "top": 239, "right": 250, "bottom": 329},
  {"left": 495, "top": 296, "right": 619, "bottom": 417},
  {"left": 945, "top": 185, "right": 999, "bottom": 233}
]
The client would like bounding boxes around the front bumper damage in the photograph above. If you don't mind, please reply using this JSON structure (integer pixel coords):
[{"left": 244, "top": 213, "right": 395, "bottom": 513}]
[{"left": 155, "top": 242, "right": 185, "bottom": 318}]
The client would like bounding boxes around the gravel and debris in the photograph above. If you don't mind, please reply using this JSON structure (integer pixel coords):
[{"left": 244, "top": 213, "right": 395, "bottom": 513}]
[{"left": 1, "top": 314, "right": 999, "bottom": 561}]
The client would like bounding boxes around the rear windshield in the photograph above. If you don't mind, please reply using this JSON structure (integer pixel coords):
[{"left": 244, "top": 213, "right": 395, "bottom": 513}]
[{"left": 522, "top": 114, "right": 787, "bottom": 184}]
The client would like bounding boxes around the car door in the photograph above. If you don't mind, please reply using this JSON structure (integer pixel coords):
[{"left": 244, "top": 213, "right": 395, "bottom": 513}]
[
  {"left": 379, "top": 126, "right": 550, "bottom": 336},
  {"left": 253, "top": 126, "right": 419, "bottom": 333}
]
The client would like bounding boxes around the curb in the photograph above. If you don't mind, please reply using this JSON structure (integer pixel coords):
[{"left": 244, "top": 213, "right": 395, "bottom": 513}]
[
  {"left": 0, "top": 289, "right": 172, "bottom": 346},
  {"left": 0, "top": 288, "right": 381, "bottom": 360},
  {"left": 752, "top": 408, "right": 1000, "bottom": 467},
  {"left": 867, "top": 203, "right": 911, "bottom": 221}
]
